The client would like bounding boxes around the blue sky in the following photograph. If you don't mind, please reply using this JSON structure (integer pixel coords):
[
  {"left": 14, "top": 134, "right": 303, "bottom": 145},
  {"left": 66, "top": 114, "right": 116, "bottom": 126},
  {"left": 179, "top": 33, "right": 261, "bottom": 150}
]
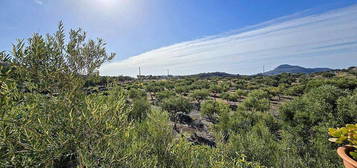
[{"left": 1, "top": 0, "right": 357, "bottom": 76}]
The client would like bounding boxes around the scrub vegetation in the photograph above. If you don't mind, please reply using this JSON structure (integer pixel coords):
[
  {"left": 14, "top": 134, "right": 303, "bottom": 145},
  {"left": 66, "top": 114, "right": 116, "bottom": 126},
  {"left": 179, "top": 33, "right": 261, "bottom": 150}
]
[{"left": 1, "top": 23, "right": 356, "bottom": 167}]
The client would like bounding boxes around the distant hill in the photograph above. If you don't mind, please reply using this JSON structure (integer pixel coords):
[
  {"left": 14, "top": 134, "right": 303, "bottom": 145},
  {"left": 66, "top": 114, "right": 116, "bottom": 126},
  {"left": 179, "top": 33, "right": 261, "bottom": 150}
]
[
  {"left": 261, "top": 64, "right": 332, "bottom": 75},
  {"left": 188, "top": 72, "right": 239, "bottom": 78},
  {"left": 133, "top": 65, "right": 334, "bottom": 79},
  {"left": 136, "top": 72, "right": 238, "bottom": 80}
]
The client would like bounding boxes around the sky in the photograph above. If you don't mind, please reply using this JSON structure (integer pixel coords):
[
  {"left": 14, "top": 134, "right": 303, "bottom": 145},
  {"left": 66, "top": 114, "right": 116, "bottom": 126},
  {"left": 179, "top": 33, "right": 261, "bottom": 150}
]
[{"left": 1, "top": 0, "right": 357, "bottom": 76}]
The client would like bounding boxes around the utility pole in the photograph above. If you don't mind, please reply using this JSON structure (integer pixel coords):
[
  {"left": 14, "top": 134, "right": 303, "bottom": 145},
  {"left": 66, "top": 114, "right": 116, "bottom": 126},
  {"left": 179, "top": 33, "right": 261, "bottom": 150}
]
[
  {"left": 167, "top": 69, "right": 170, "bottom": 76},
  {"left": 138, "top": 67, "right": 142, "bottom": 81}
]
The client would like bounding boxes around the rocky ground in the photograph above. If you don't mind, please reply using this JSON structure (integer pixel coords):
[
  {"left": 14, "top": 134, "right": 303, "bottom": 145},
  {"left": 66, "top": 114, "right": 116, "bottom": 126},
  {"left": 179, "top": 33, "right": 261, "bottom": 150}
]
[
  {"left": 170, "top": 95, "right": 293, "bottom": 147},
  {"left": 172, "top": 109, "right": 216, "bottom": 147}
]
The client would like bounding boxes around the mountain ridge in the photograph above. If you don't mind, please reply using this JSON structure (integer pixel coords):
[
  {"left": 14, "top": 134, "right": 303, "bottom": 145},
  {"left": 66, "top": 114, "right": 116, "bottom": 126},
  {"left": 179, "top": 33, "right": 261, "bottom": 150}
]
[
  {"left": 261, "top": 64, "right": 332, "bottom": 75},
  {"left": 134, "top": 65, "right": 335, "bottom": 79}
]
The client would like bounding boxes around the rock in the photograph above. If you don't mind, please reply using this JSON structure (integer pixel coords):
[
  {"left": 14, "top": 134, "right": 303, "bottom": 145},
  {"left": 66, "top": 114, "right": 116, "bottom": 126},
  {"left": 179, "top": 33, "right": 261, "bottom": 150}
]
[
  {"left": 192, "top": 103, "right": 200, "bottom": 111},
  {"left": 228, "top": 103, "right": 237, "bottom": 110},
  {"left": 176, "top": 112, "right": 193, "bottom": 124},
  {"left": 98, "top": 86, "right": 108, "bottom": 92},
  {"left": 188, "top": 133, "right": 216, "bottom": 147},
  {"left": 190, "top": 120, "right": 204, "bottom": 129}
]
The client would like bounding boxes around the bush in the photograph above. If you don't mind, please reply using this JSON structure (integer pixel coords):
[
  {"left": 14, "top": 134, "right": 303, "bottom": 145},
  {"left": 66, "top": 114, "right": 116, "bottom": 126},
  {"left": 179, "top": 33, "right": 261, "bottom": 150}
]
[
  {"left": 209, "top": 84, "right": 224, "bottom": 94},
  {"left": 235, "top": 89, "right": 248, "bottom": 99},
  {"left": 0, "top": 65, "right": 17, "bottom": 117},
  {"left": 156, "top": 90, "right": 176, "bottom": 102},
  {"left": 221, "top": 92, "right": 239, "bottom": 102},
  {"left": 228, "top": 111, "right": 280, "bottom": 135},
  {"left": 175, "top": 86, "right": 190, "bottom": 95},
  {"left": 11, "top": 22, "right": 114, "bottom": 94},
  {"left": 145, "top": 84, "right": 164, "bottom": 100},
  {"left": 0, "top": 87, "right": 131, "bottom": 167},
  {"left": 190, "top": 89, "right": 210, "bottom": 104},
  {"left": 239, "top": 90, "right": 270, "bottom": 112},
  {"left": 284, "top": 84, "right": 305, "bottom": 96},
  {"left": 321, "top": 72, "right": 335, "bottom": 78},
  {"left": 128, "top": 98, "right": 151, "bottom": 122},
  {"left": 278, "top": 85, "right": 347, "bottom": 167},
  {"left": 305, "top": 78, "right": 357, "bottom": 91},
  {"left": 201, "top": 100, "right": 229, "bottom": 122},
  {"left": 160, "top": 96, "right": 193, "bottom": 120},
  {"left": 229, "top": 122, "right": 281, "bottom": 167},
  {"left": 128, "top": 88, "right": 147, "bottom": 99},
  {"left": 170, "top": 138, "right": 264, "bottom": 168},
  {"left": 280, "top": 85, "right": 345, "bottom": 127},
  {"left": 337, "top": 91, "right": 357, "bottom": 124}
]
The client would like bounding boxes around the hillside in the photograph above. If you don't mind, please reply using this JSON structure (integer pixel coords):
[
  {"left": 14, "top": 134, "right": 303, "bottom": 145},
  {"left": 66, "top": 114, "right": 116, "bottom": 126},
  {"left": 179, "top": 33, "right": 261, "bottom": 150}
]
[
  {"left": 188, "top": 72, "right": 239, "bottom": 78},
  {"left": 262, "top": 64, "right": 332, "bottom": 75}
]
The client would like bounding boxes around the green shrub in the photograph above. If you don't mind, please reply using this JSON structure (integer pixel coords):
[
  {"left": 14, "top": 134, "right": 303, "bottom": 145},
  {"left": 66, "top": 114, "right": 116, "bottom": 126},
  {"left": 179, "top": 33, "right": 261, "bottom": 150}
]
[
  {"left": 175, "top": 86, "right": 190, "bottom": 95},
  {"left": 321, "top": 71, "right": 335, "bottom": 78},
  {"left": 160, "top": 96, "right": 193, "bottom": 120},
  {"left": 170, "top": 138, "right": 264, "bottom": 168},
  {"left": 201, "top": 100, "right": 229, "bottom": 122},
  {"left": 209, "top": 84, "right": 224, "bottom": 94},
  {"left": 156, "top": 90, "right": 176, "bottom": 102},
  {"left": 221, "top": 92, "right": 239, "bottom": 101},
  {"left": 284, "top": 84, "right": 305, "bottom": 96},
  {"left": 337, "top": 91, "right": 357, "bottom": 124},
  {"left": 190, "top": 89, "right": 210, "bottom": 104},
  {"left": 128, "top": 88, "right": 147, "bottom": 99},
  {"left": 145, "top": 84, "right": 163, "bottom": 100},
  {"left": 228, "top": 111, "right": 281, "bottom": 135},
  {"left": 229, "top": 122, "right": 281, "bottom": 167},
  {"left": 191, "top": 80, "right": 210, "bottom": 90},
  {"left": 11, "top": 22, "right": 114, "bottom": 94},
  {"left": 239, "top": 90, "right": 270, "bottom": 112},
  {"left": 278, "top": 85, "right": 347, "bottom": 167},
  {"left": 235, "top": 89, "right": 248, "bottom": 99},
  {"left": 0, "top": 65, "right": 18, "bottom": 117},
  {"left": 280, "top": 85, "right": 345, "bottom": 127},
  {"left": 128, "top": 98, "right": 151, "bottom": 122},
  {"left": 0, "top": 87, "right": 130, "bottom": 167},
  {"left": 306, "top": 78, "right": 357, "bottom": 91}
]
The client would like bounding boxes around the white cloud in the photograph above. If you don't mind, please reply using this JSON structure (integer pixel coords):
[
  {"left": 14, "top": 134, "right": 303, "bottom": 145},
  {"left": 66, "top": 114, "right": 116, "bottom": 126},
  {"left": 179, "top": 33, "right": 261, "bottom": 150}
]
[
  {"left": 34, "top": 0, "right": 43, "bottom": 5},
  {"left": 100, "top": 4, "right": 357, "bottom": 77}
]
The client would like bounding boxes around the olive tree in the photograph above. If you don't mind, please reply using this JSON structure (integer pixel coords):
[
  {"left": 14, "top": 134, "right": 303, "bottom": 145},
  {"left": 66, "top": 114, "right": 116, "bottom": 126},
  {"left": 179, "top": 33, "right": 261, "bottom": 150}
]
[{"left": 11, "top": 21, "right": 115, "bottom": 93}]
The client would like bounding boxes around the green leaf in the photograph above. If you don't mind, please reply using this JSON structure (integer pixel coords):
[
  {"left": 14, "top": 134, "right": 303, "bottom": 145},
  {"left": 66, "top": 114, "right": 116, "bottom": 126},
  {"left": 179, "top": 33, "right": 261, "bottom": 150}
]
[{"left": 350, "top": 151, "right": 357, "bottom": 160}]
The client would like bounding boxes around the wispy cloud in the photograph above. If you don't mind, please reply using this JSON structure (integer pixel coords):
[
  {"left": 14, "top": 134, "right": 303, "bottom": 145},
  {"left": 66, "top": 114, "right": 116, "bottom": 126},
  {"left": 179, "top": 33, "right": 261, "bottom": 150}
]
[
  {"left": 34, "top": 0, "right": 44, "bottom": 5},
  {"left": 100, "top": 4, "right": 357, "bottom": 77}
]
